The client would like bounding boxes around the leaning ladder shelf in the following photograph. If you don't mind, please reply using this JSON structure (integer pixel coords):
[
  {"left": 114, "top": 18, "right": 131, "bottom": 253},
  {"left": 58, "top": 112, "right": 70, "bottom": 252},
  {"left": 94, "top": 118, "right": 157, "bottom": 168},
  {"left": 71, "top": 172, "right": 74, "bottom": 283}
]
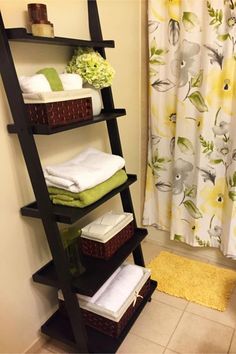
[{"left": 0, "top": 1, "right": 157, "bottom": 353}]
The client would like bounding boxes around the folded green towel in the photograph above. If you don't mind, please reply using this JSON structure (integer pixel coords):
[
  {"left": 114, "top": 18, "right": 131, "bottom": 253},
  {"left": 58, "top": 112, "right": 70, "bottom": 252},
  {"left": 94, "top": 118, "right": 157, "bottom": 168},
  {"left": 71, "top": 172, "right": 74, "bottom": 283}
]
[
  {"left": 48, "top": 169, "right": 128, "bottom": 208},
  {"left": 37, "top": 67, "right": 63, "bottom": 91}
]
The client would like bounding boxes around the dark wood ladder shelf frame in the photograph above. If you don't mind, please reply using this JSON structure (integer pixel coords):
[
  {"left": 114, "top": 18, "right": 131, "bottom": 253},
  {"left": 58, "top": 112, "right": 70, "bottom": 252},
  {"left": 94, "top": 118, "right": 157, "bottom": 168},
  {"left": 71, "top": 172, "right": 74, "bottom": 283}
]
[{"left": 0, "top": 1, "right": 157, "bottom": 353}]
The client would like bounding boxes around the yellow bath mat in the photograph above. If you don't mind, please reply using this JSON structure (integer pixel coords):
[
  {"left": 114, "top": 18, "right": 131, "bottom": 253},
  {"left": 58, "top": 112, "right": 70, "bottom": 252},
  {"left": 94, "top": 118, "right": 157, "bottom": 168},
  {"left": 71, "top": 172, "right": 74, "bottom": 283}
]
[{"left": 148, "top": 251, "right": 236, "bottom": 311}]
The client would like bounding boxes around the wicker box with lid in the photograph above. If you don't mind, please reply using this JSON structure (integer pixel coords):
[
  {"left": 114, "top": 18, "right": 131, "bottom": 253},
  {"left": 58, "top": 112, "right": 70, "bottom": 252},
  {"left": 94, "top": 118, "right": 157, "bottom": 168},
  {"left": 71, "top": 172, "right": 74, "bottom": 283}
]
[
  {"left": 81, "top": 211, "right": 134, "bottom": 260},
  {"left": 58, "top": 263, "right": 151, "bottom": 337},
  {"left": 23, "top": 89, "right": 93, "bottom": 127}
]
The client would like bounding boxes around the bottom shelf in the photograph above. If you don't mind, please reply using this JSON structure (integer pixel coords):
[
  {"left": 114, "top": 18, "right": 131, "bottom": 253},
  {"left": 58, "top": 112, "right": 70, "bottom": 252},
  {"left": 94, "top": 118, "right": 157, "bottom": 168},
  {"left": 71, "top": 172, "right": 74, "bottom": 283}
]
[{"left": 41, "top": 279, "right": 157, "bottom": 353}]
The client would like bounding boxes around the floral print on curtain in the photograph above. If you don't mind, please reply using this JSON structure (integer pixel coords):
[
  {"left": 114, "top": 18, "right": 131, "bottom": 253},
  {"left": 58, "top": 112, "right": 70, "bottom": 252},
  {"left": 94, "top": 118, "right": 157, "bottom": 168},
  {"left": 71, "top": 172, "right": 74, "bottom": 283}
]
[{"left": 143, "top": 0, "right": 236, "bottom": 258}]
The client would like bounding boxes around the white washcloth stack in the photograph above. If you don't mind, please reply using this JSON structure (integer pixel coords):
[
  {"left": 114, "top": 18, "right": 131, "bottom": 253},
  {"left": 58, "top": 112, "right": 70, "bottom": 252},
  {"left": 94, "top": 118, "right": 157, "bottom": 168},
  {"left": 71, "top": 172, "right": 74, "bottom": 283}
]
[
  {"left": 44, "top": 148, "right": 125, "bottom": 193},
  {"left": 81, "top": 211, "right": 133, "bottom": 243}
]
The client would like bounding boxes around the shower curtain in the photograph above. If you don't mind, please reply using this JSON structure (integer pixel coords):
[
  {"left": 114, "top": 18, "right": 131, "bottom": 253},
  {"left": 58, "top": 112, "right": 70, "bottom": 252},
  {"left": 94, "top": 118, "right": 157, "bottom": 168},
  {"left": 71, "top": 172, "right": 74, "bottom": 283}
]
[{"left": 143, "top": 0, "right": 236, "bottom": 258}]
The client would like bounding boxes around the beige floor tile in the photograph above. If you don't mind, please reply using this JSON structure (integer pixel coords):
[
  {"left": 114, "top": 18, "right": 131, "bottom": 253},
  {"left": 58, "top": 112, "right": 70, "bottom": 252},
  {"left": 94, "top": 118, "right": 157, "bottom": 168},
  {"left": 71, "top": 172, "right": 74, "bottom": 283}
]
[
  {"left": 43, "top": 339, "right": 74, "bottom": 353},
  {"left": 164, "top": 349, "right": 179, "bottom": 354},
  {"left": 152, "top": 291, "right": 188, "bottom": 311},
  {"left": 168, "top": 312, "right": 233, "bottom": 353},
  {"left": 229, "top": 330, "right": 236, "bottom": 353},
  {"left": 130, "top": 300, "right": 183, "bottom": 347},
  {"left": 126, "top": 241, "right": 165, "bottom": 265},
  {"left": 185, "top": 290, "right": 236, "bottom": 328},
  {"left": 117, "top": 333, "right": 165, "bottom": 353},
  {"left": 171, "top": 249, "right": 209, "bottom": 263},
  {"left": 32, "top": 349, "right": 54, "bottom": 354},
  {"left": 141, "top": 240, "right": 169, "bottom": 264}
]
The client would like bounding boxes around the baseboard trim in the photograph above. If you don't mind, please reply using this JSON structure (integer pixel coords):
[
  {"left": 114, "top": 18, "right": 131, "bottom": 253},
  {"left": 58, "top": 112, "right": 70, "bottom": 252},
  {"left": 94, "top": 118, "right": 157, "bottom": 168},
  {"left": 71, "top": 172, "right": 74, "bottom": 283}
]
[{"left": 24, "top": 335, "right": 48, "bottom": 354}]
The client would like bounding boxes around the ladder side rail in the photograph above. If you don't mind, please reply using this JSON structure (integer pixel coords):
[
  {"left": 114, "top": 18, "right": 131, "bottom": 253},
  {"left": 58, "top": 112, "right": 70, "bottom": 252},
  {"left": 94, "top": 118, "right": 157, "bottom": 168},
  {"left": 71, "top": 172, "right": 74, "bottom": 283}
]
[
  {"left": 87, "top": 0, "right": 145, "bottom": 267},
  {"left": 0, "top": 12, "right": 88, "bottom": 352}
]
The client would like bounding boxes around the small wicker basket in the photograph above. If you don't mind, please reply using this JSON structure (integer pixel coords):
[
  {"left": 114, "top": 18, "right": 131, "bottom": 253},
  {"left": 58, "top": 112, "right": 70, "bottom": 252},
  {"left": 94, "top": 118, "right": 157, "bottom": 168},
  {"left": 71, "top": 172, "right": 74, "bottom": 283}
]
[
  {"left": 81, "top": 221, "right": 134, "bottom": 260},
  {"left": 26, "top": 97, "right": 93, "bottom": 127},
  {"left": 59, "top": 277, "right": 150, "bottom": 338}
]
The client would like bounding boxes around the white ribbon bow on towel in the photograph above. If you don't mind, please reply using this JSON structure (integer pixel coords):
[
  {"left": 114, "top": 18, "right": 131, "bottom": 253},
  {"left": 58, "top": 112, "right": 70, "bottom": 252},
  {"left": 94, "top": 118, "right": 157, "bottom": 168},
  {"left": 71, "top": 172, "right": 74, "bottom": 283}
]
[{"left": 132, "top": 291, "right": 143, "bottom": 307}]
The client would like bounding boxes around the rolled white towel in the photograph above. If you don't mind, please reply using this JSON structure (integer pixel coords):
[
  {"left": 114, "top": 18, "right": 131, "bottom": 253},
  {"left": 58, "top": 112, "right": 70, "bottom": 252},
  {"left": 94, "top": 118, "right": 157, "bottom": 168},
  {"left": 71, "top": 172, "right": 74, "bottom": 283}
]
[
  {"left": 19, "top": 74, "right": 52, "bottom": 93},
  {"left": 95, "top": 264, "right": 144, "bottom": 312},
  {"left": 89, "top": 88, "right": 102, "bottom": 116},
  {"left": 59, "top": 73, "right": 83, "bottom": 90}
]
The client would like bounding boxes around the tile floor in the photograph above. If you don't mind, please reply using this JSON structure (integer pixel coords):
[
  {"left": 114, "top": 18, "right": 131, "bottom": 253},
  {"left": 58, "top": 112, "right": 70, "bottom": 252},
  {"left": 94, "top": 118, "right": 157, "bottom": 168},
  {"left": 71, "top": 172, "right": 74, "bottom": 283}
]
[{"left": 35, "top": 240, "right": 236, "bottom": 354}]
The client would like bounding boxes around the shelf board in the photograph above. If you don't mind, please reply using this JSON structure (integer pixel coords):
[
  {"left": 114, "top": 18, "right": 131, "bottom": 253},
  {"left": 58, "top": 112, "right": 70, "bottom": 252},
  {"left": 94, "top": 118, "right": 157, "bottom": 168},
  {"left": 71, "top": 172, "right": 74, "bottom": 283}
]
[
  {"left": 6, "top": 27, "right": 114, "bottom": 48},
  {"left": 41, "top": 280, "right": 157, "bottom": 353},
  {"left": 21, "top": 174, "right": 137, "bottom": 224},
  {"left": 7, "top": 109, "right": 126, "bottom": 135},
  {"left": 33, "top": 228, "right": 148, "bottom": 295}
]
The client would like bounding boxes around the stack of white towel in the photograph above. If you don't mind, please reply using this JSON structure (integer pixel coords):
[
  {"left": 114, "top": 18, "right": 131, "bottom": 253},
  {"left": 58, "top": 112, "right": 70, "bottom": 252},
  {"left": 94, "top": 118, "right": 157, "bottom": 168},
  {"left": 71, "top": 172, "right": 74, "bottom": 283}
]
[{"left": 44, "top": 147, "right": 125, "bottom": 193}]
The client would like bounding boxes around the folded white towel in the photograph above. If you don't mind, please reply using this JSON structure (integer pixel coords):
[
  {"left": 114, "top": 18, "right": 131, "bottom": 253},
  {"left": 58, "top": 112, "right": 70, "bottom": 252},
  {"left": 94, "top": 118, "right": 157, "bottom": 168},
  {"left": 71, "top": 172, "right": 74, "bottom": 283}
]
[
  {"left": 44, "top": 148, "right": 125, "bottom": 193},
  {"left": 81, "top": 211, "right": 133, "bottom": 243},
  {"left": 95, "top": 264, "right": 144, "bottom": 312},
  {"left": 59, "top": 73, "right": 83, "bottom": 90},
  {"left": 19, "top": 74, "right": 52, "bottom": 93}
]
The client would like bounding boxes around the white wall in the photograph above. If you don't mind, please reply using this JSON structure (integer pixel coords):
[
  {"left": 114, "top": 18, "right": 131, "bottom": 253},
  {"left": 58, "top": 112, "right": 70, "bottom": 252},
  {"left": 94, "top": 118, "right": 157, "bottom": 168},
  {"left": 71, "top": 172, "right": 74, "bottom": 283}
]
[{"left": 0, "top": 0, "right": 147, "bottom": 352}]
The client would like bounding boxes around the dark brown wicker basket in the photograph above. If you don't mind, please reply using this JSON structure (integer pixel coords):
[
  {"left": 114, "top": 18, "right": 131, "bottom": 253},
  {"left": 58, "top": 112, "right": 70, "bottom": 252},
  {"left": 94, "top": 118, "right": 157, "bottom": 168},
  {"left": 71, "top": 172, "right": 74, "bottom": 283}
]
[
  {"left": 26, "top": 97, "right": 93, "bottom": 127},
  {"left": 59, "top": 277, "right": 150, "bottom": 338},
  {"left": 81, "top": 221, "right": 134, "bottom": 260}
]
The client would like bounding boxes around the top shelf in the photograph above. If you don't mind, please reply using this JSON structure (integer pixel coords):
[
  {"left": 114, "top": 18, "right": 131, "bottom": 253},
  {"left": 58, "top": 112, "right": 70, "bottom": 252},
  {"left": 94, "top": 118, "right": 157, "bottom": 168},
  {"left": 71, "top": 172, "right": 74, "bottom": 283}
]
[{"left": 6, "top": 28, "right": 115, "bottom": 48}]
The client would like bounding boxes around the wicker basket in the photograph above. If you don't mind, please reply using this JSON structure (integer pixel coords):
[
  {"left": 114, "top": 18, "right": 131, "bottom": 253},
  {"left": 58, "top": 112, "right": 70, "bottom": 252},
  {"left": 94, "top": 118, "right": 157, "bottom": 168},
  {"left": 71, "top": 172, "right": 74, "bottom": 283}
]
[
  {"left": 26, "top": 97, "right": 93, "bottom": 127},
  {"left": 81, "top": 221, "right": 134, "bottom": 260},
  {"left": 59, "top": 277, "right": 150, "bottom": 338}
]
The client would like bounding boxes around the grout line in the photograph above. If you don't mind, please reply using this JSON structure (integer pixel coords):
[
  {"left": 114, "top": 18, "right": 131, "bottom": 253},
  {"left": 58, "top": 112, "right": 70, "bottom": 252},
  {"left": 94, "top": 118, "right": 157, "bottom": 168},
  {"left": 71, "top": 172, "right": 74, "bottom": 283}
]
[
  {"left": 125, "top": 332, "right": 166, "bottom": 350},
  {"left": 228, "top": 328, "right": 235, "bottom": 354},
  {"left": 165, "top": 309, "right": 186, "bottom": 350},
  {"left": 151, "top": 293, "right": 189, "bottom": 312},
  {"left": 184, "top": 308, "right": 235, "bottom": 330}
]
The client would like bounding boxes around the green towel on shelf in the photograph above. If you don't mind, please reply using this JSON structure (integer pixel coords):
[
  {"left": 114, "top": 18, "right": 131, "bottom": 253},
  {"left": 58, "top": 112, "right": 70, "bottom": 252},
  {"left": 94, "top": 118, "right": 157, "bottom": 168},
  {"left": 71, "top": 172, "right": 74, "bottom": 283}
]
[
  {"left": 48, "top": 169, "right": 128, "bottom": 208},
  {"left": 37, "top": 67, "right": 63, "bottom": 91}
]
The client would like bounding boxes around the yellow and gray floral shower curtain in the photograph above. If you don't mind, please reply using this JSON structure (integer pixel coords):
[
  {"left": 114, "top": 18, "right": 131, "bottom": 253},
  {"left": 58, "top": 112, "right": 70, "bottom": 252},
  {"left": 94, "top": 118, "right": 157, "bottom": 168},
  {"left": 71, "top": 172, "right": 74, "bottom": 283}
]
[{"left": 143, "top": 0, "right": 236, "bottom": 258}]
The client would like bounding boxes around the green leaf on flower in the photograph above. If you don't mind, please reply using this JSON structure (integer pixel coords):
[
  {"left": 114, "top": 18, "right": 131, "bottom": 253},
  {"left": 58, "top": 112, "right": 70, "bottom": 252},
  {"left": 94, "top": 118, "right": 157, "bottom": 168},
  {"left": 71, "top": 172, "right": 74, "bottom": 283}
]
[
  {"left": 217, "top": 33, "right": 230, "bottom": 41},
  {"left": 195, "top": 236, "right": 210, "bottom": 247},
  {"left": 183, "top": 200, "right": 202, "bottom": 219},
  {"left": 150, "top": 57, "right": 165, "bottom": 65},
  {"left": 229, "top": 191, "right": 236, "bottom": 201},
  {"left": 190, "top": 70, "right": 203, "bottom": 88},
  {"left": 207, "top": 1, "right": 223, "bottom": 28},
  {"left": 188, "top": 91, "right": 208, "bottom": 112},
  {"left": 149, "top": 67, "right": 158, "bottom": 77},
  {"left": 185, "top": 185, "right": 197, "bottom": 198},
  {"left": 210, "top": 159, "right": 223, "bottom": 164},
  {"left": 182, "top": 12, "right": 199, "bottom": 31},
  {"left": 150, "top": 38, "right": 157, "bottom": 56},
  {"left": 174, "top": 234, "right": 185, "bottom": 242},
  {"left": 199, "top": 135, "right": 214, "bottom": 153},
  {"left": 233, "top": 172, "right": 236, "bottom": 186},
  {"left": 149, "top": 39, "right": 168, "bottom": 65},
  {"left": 177, "top": 137, "right": 194, "bottom": 154}
]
